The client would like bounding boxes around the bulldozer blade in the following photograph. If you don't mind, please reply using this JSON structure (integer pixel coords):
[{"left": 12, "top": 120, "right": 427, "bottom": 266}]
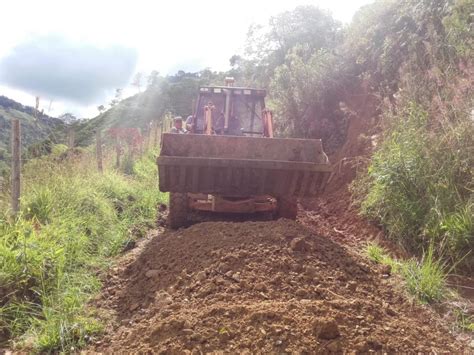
[{"left": 157, "top": 133, "right": 331, "bottom": 198}]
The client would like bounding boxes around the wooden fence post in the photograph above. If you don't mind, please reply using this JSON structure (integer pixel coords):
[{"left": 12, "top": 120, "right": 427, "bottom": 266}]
[
  {"left": 154, "top": 120, "right": 160, "bottom": 147},
  {"left": 96, "top": 130, "right": 103, "bottom": 173},
  {"left": 67, "top": 127, "right": 75, "bottom": 148},
  {"left": 115, "top": 138, "right": 121, "bottom": 168},
  {"left": 11, "top": 119, "right": 21, "bottom": 215},
  {"left": 145, "top": 122, "right": 152, "bottom": 152}
]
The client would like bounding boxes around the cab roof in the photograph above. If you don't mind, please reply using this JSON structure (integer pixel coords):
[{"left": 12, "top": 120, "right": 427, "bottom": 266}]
[{"left": 199, "top": 86, "right": 266, "bottom": 97}]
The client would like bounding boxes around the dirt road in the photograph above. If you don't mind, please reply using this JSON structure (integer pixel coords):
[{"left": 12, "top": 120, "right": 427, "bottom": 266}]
[{"left": 90, "top": 197, "right": 466, "bottom": 353}]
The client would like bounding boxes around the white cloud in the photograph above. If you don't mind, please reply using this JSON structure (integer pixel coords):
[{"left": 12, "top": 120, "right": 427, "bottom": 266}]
[{"left": 0, "top": 34, "right": 137, "bottom": 104}]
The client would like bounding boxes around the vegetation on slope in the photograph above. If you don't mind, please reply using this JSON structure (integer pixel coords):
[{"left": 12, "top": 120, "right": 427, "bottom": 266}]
[
  {"left": 349, "top": 0, "right": 473, "bottom": 268},
  {"left": 366, "top": 242, "right": 473, "bottom": 330},
  {"left": 0, "top": 96, "right": 65, "bottom": 176},
  {"left": 0, "top": 146, "right": 165, "bottom": 351},
  {"left": 73, "top": 69, "right": 227, "bottom": 147}
]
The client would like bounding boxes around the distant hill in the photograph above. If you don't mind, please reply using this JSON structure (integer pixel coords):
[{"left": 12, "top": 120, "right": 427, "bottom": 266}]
[
  {"left": 0, "top": 70, "right": 224, "bottom": 170},
  {"left": 73, "top": 88, "right": 166, "bottom": 146},
  {"left": 73, "top": 71, "right": 217, "bottom": 146},
  {"left": 0, "top": 96, "right": 65, "bottom": 175}
]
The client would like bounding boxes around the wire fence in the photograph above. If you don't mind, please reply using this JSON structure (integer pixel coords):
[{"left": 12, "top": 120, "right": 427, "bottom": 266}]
[{"left": 0, "top": 119, "right": 164, "bottom": 215}]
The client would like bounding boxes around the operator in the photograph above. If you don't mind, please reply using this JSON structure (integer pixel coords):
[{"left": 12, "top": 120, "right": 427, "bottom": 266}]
[
  {"left": 228, "top": 115, "right": 242, "bottom": 136},
  {"left": 185, "top": 115, "right": 194, "bottom": 132},
  {"left": 170, "top": 116, "right": 186, "bottom": 134}
]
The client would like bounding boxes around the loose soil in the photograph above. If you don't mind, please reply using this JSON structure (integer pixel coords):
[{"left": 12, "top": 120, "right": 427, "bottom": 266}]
[{"left": 91, "top": 216, "right": 464, "bottom": 353}]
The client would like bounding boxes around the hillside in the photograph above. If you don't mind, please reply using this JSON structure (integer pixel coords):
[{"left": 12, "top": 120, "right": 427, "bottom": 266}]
[
  {"left": 73, "top": 89, "right": 164, "bottom": 147},
  {"left": 0, "top": 96, "right": 65, "bottom": 175},
  {"left": 73, "top": 70, "right": 225, "bottom": 146}
]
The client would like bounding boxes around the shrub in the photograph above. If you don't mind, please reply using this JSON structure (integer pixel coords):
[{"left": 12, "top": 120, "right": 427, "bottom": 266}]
[{"left": 354, "top": 102, "right": 474, "bottom": 268}]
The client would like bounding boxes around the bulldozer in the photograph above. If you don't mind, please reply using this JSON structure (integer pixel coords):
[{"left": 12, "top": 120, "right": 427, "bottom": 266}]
[{"left": 157, "top": 78, "right": 331, "bottom": 228}]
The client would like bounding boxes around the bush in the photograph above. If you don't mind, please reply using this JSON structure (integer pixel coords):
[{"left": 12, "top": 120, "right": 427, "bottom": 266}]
[{"left": 354, "top": 102, "right": 474, "bottom": 268}]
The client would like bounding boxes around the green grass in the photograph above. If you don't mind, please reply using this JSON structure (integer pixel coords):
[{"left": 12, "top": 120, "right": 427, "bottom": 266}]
[
  {"left": 454, "top": 307, "right": 474, "bottom": 332},
  {"left": 365, "top": 242, "right": 449, "bottom": 304},
  {"left": 366, "top": 243, "right": 474, "bottom": 333},
  {"left": 401, "top": 245, "right": 449, "bottom": 304},
  {"left": 0, "top": 145, "right": 165, "bottom": 352},
  {"left": 366, "top": 243, "right": 398, "bottom": 271}
]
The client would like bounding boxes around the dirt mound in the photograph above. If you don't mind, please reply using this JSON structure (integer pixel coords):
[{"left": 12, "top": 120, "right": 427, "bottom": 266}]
[{"left": 92, "top": 220, "right": 461, "bottom": 353}]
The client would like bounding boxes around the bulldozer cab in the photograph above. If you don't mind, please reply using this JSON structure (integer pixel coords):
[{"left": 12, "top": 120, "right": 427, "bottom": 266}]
[{"left": 190, "top": 86, "right": 267, "bottom": 136}]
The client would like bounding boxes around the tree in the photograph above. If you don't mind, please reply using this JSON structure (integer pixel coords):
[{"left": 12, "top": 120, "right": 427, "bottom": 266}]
[
  {"left": 132, "top": 72, "right": 143, "bottom": 93},
  {"left": 58, "top": 112, "right": 78, "bottom": 123},
  {"left": 239, "top": 5, "right": 342, "bottom": 87},
  {"left": 97, "top": 105, "right": 105, "bottom": 114},
  {"left": 270, "top": 47, "right": 343, "bottom": 139},
  {"left": 109, "top": 88, "right": 122, "bottom": 107},
  {"left": 267, "top": 6, "right": 341, "bottom": 63},
  {"left": 147, "top": 70, "right": 160, "bottom": 89}
]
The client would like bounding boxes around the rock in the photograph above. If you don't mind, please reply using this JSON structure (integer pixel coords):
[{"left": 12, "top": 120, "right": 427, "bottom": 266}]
[
  {"left": 161, "top": 309, "right": 172, "bottom": 317},
  {"left": 271, "top": 275, "right": 282, "bottom": 286},
  {"left": 295, "top": 288, "right": 307, "bottom": 297},
  {"left": 145, "top": 269, "right": 159, "bottom": 278},
  {"left": 195, "top": 271, "right": 206, "bottom": 281},
  {"left": 254, "top": 282, "right": 267, "bottom": 292},
  {"left": 384, "top": 305, "right": 397, "bottom": 316},
  {"left": 354, "top": 341, "right": 369, "bottom": 352},
  {"left": 229, "top": 284, "right": 241, "bottom": 292},
  {"left": 215, "top": 277, "right": 226, "bottom": 285},
  {"left": 469, "top": 339, "right": 474, "bottom": 349},
  {"left": 347, "top": 281, "right": 357, "bottom": 292},
  {"left": 129, "top": 303, "right": 140, "bottom": 311},
  {"left": 304, "top": 265, "right": 318, "bottom": 278},
  {"left": 290, "top": 238, "right": 311, "bottom": 252},
  {"left": 313, "top": 318, "right": 340, "bottom": 339},
  {"left": 326, "top": 340, "right": 341, "bottom": 352},
  {"left": 155, "top": 291, "right": 173, "bottom": 305},
  {"left": 381, "top": 264, "right": 392, "bottom": 276}
]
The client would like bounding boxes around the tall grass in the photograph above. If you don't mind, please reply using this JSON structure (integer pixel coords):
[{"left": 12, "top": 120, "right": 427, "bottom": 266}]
[
  {"left": 365, "top": 242, "right": 449, "bottom": 304},
  {"left": 0, "top": 146, "right": 165, "bottom": 351},
  {"left": 352, "top": 102, "right": 474, "bottom": 269}
]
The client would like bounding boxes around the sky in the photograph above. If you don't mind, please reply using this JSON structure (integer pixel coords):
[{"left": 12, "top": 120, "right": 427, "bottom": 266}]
[{"left": 0, "top": 0, "right": 373, "bottom": 118}]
